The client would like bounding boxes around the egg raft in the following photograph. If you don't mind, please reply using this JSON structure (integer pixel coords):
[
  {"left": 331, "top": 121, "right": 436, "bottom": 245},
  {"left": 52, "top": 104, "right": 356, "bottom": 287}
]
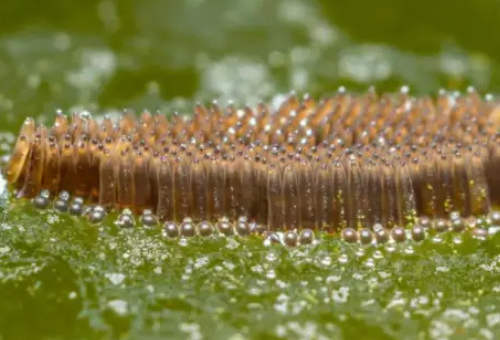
[{"left": 3, "top": 89, "right": 500, "bottom": 243}]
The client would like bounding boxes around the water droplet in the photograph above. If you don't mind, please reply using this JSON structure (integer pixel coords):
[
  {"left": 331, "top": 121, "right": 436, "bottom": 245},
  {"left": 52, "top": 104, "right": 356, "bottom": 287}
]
[
  {"left": 107, "top": 299, "right": 128, "bottom": 315},
  {"left": 266, "top": 270, "right": 276, "bottom": 280},
  {"left": 105, "top": 272, "right": 126, "bottom": 285},
  {"left": 338, "top": 254, "right": 349, "bottom": 264},
  {"left": 266, "top": 251, "right": 278, "bottom": 262},
  {"left": 404, "top": 246, "right": 415, "bottom": 255},
  {"left": 364, "top": 258, "right": 375, "bottom": 268}
]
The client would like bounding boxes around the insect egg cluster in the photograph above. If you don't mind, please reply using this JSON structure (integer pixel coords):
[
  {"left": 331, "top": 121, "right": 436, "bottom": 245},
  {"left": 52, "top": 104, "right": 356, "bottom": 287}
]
[{"left": 4, "top": 89, "right": 500, "bottom": 244}]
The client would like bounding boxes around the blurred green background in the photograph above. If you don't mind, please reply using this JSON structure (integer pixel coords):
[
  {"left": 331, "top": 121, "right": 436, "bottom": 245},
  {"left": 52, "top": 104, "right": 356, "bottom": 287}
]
[
  {"left": 1, "top": 0, "right": 500, "bottom": 129},
  {"left": 2, "top": 1, "right": 500, "bottom": 339}
]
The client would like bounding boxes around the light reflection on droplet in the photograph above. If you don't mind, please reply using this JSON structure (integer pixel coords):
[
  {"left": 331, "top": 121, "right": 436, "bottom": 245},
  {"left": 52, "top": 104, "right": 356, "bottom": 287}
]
[
  {"left": 364, "top": 258, "right": 375, "bottom": 268},
  {"left": 266, "top": 251, "right": 278, "bottom": 263},
  {"left": 432, "top": 236, "right": 444, "bottom": 244},
  {"left": 338, "top": 254, "right": 349, "bottom": 264},
  {"left": 266, "top": 270, "right": 276, "bottom": 280},
  {"left": 0, "top": 173, "right": 6, "bottom": 197},
  {"left": 385, "top": 244, "right": 396, "bottom": 253},
  {"left": 404, "top": 246, "right": 415, "bottom": 255},
  {"left": 355, "top": 247, "right": 365, "bottom": 257},
  {"left": 321, "top": 256, "right": 332, "bottom": 267}
]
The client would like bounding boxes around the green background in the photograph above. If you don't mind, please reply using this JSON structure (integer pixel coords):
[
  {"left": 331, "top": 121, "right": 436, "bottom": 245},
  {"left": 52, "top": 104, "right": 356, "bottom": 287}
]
[{"left": 1, "top": 0, "right": 500, "bottom": 339}]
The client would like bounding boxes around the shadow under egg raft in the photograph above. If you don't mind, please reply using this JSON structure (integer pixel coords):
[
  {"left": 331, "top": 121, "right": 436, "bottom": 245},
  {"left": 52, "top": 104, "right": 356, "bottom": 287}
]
[{"left": 3, "top": 89, "right": 500, "bottom": 245}]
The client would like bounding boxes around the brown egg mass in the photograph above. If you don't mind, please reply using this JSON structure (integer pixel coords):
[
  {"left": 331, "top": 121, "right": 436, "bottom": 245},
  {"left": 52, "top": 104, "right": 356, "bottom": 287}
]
[{"left": 4, "top": 89, "right": 500, "bottom": 233}]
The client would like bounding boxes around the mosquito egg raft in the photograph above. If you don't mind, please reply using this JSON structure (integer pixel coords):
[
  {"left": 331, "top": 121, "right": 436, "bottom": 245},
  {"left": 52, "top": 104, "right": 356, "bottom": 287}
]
[{"left": 3, "top": 89, "right": 500, "bottom": 246}]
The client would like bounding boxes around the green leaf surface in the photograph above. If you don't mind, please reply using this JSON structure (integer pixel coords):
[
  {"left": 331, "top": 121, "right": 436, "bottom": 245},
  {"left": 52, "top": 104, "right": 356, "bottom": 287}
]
[{"left": 1, "top": 1, "right": 500, "bottom": 339}]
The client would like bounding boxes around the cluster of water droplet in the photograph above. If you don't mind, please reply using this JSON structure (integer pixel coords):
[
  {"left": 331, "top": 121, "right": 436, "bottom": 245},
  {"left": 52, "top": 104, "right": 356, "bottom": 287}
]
[{"left": 30, "top": 188, "right": 499, "bottom": 248}]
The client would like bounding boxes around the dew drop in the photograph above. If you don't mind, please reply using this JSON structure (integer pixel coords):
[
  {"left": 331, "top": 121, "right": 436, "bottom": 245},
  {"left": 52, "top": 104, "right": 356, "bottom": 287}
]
[{"left": 338, "top": 254, "right": 349, "bottom": 264}]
